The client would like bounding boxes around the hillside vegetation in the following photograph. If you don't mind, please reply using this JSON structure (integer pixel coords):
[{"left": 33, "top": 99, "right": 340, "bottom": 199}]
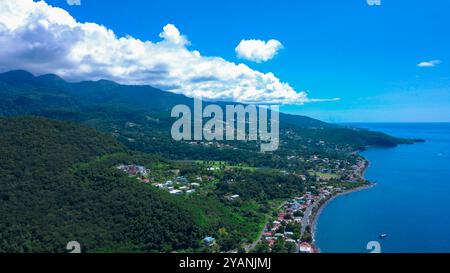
[
  {"left": 0, "top": 71, "right": 416, "bottom": 253},
  {"left": 0, "top": 117, "right": 203, "bottom": 252}
]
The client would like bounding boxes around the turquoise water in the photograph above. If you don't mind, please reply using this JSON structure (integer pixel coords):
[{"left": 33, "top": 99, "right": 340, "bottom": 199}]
[{"left": 315, "top": 123, "right": 450, "bottom": 253}]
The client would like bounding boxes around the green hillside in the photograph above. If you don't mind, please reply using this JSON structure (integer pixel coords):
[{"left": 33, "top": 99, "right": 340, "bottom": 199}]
[
  {"left": 0, "top": 117, "right": 305, "bottom": 253},
  {"left": 0, "top": 117, "right": 203, "bottom": 253}
]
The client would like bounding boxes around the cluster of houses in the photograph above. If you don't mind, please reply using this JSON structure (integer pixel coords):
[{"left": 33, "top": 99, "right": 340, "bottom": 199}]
[
  {"left": 262, "top": 196, "right": 313, "bottom": 252},
  {"left": 347, "top": 159, "right": 367, "bottom": 182},
  {"left": 117, "top": 164, "right": 204, "bottom": 195},
  {"left": 154, "top": 176, "right": 201, "bottom": 195},
  {"left": 261, "top": 186, "right": 343, "bottom": 254},
  {"left": 117, "top": 164, "right": 150, "bottom": 177}
]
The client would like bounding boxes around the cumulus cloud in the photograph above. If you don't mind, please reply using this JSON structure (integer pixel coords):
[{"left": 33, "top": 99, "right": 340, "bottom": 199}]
[
  {"left": 235, "top": 39, "right": 283, "bottom": 63},
  {"left": 67, "top": 0, "right": 81, "bottom": 6},
  {"left": 158, "top": 24, "right": 189, "bottom": 46},
  {"left": 417, "top": 60, "right": 441, "bottom": 67},
  {"left": 0, "top": 0, "right": 329, "bottom": 105}
]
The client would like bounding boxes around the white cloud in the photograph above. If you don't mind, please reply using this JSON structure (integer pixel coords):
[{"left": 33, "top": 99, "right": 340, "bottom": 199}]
[
  {"left": 417, "top": 60, "right": 441, "bottom": 67},
  {"left": 0, "top": 0, "right": 331, "bottom": 105},
  {"left": 158, "top": 24, "right": 189, "bottom": 46},
  {"left": 235, "top": 39, "right": 283, "bottom": 63},
  {"left": 67, "top": 0, "right": 81, "bottom": 6}
]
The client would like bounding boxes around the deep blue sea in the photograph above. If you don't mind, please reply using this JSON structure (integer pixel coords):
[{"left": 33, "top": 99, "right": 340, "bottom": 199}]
[{"left": 315, "top": 123, "right": 450, "bottom": 253}]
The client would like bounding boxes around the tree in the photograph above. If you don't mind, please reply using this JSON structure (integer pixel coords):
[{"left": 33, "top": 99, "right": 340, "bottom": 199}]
[
  {"left": 252, "top": 241, "right": 270, "bottom": 253},
  {"left": 286, "top": 241, "right": 298, "bottom": 253},
  {"left": 271, "top": 240, "right": 287, "bottom": 253}
]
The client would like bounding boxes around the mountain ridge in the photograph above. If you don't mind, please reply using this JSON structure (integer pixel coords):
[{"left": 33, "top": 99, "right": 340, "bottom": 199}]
[
  {"left": 0, "top": 69, "right": 330, "bottom": 128},
  {"left": 0, "top": 69, "right": 417, "bottom": 151}
]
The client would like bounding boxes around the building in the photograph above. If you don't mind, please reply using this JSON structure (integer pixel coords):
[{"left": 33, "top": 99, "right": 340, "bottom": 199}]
[
  {"left": 203, "top": 236, "right": 216, "bottom": 246},
  {"left": 299, "top": 242, "right": 313, "bottom": 253},
  {"left": 169, "top": 189, "right": 183, "bottom": 195},
  {"left": 175, "top": 176, "right": 189, "bottom": 184},
  {"left": 117, "top": 164, "right": 150, "bottom": 177},
  {"left": 225, "top": 194, "right": 240, "bottom": 202}
]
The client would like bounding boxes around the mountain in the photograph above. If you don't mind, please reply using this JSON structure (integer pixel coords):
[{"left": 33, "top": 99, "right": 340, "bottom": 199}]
[
  {"left": 0, "top": 70, "right": 413, "bottom": 148},
  {"left": 0, "top": 70, "right": 326, "bottom": 128}
]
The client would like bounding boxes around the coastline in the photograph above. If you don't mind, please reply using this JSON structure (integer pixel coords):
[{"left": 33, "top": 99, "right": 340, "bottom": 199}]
[
  {"left": 310, "top": 158, "right": 374, "bottom": 253},
  {"left": 246, "top": 156, "right": 375, "bottom": 253}
]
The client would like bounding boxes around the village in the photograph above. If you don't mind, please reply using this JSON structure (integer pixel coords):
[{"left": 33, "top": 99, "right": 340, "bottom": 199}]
[
  {"left": 252, "top": 185, "right": 347, "bottom": 253},
  {"left": 116, "top": 155, "right": 367, "bottom": 254},
  {"left": 116, "top": 164, "right": 203, "bottom": 195}
]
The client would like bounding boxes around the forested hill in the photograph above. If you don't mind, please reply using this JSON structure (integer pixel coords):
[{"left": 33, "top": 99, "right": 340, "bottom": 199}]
[
  {"left": 0, "top": 70, "right": 415, "bottom": 154},
  {"left": 0, "top": 116, "right": 203, "bottom": 253},
  {"left": 0, "top": 70, "right": 326, "bottom": 128}
]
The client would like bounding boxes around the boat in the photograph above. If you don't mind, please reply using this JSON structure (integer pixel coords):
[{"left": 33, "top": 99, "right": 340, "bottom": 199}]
[{"left": 379, "top": 234, "right": 387, "bottom": 239}]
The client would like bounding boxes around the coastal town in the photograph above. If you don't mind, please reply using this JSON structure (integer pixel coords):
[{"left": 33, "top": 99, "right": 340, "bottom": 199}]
[
  {"left": 251, "top": 155, "right": 369, "bottom": 253},
  {"left": 253, "top": 186, "right": 348, "bottom": 253},
  {"left": 116, "top": 153, "right": 369, "bottom": 253}
]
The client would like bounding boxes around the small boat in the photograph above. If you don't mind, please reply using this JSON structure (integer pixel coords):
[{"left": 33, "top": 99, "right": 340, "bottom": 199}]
[{"left": 379, "top": 234, "right": 387, "bottom": 239}]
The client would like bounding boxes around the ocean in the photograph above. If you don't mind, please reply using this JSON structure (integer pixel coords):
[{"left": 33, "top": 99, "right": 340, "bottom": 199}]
[{"left": 315, "top": 123, "right": 450, "bottom": 253}]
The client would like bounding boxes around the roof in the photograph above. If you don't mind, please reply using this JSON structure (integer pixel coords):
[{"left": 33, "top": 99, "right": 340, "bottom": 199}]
[
  {"left": 299, "top": 242, "right": 313, "bottom": 253},
  {"left": 203, "top": 236, "right": 215, "bottom": 242}
]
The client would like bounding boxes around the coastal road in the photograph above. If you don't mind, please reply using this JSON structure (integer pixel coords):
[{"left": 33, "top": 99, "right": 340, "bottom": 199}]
[
  {"left": 300, "top": 198, "right": 323, "bottom": 237},
  {"left": 244, "top": 201, "right": 287, "bottom": 253}
]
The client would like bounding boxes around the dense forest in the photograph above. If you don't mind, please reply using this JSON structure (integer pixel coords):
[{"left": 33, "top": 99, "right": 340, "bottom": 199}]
[{"left": 0, "top": 117, "right": 203, "bottom": 252}]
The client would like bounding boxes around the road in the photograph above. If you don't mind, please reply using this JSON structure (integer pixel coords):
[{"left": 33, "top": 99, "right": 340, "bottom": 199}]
[
  {"left": 245, "top": 197, "right": 324, "bottom": 252},
  {"left": 300, "top": 197, "right": 324, "bottom": 237},
  {"left": 244, "top": 201, "right": 287, "bottom": 253}
]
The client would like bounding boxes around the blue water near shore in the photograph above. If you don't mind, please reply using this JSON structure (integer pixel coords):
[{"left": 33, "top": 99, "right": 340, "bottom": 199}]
[{"left": 315, "top": 123, "right": 450, "bottom": 253}]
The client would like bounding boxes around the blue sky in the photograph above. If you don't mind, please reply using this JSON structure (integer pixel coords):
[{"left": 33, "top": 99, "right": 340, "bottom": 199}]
[{"left": 13, "top": 0, "right": 450, "bottom": 122}]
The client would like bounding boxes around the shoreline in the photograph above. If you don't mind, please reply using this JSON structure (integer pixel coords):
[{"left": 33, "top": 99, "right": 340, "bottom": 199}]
[
  {"left": 310, "top": 183, "right": 375, "bottom": 252},
  {"left": 246, "top": 156, "right": 375, "bottom": 253},
  {"left": 310, "top": 158, "right": 374, "bottom": 253}
]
